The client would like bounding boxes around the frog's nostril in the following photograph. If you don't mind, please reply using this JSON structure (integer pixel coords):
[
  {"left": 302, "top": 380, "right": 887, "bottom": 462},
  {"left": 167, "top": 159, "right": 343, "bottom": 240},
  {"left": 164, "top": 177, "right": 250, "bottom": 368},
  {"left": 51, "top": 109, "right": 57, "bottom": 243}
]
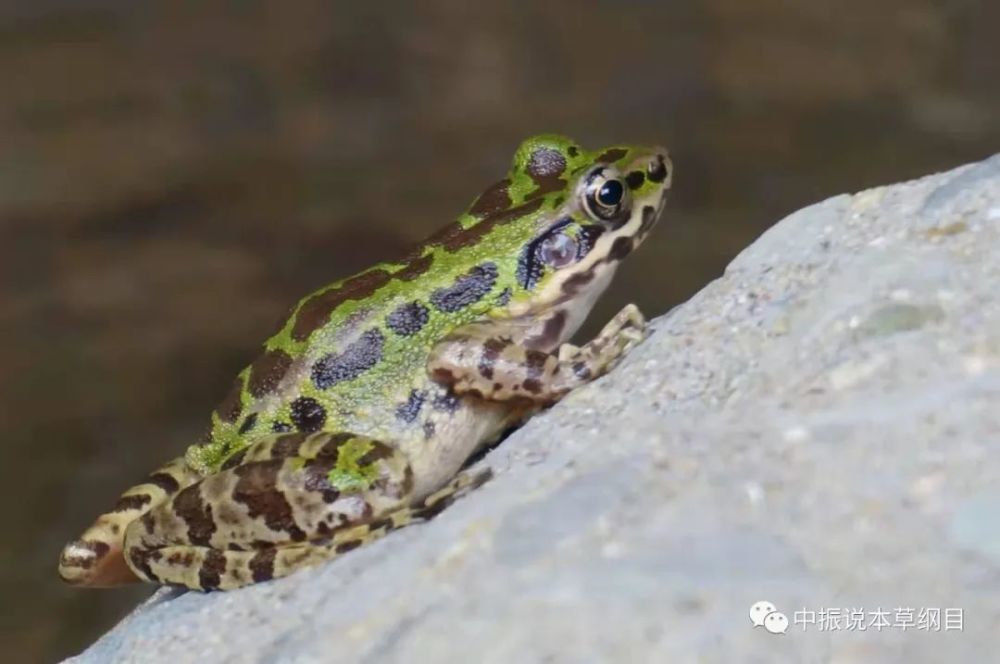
[{"left": 647, "top": 154, "right": 668, "bottom": 184}]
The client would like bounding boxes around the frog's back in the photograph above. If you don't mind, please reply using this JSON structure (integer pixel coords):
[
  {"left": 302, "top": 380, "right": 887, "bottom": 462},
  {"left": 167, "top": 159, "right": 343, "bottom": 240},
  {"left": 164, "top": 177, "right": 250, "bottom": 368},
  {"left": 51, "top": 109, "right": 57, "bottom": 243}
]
[
  {"left": 188, "top": 161, "right": 550, "bottom": 471},
  {"left": 186, "top": 133, "right": 659, "bottom": 473}
]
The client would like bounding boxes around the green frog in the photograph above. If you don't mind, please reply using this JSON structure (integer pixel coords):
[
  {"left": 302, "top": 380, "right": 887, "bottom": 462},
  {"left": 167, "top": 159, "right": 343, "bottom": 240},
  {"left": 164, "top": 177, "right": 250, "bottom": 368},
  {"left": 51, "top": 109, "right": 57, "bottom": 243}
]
[{"left": 58, "top": 135, "right": 672, "bottom": 591}]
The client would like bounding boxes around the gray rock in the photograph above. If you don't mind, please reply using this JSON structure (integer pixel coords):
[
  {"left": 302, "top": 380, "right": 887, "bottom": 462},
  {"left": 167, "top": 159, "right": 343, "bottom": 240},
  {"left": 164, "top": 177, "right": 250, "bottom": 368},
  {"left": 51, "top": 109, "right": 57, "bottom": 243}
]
[{"left": 68, "top": 155, "right": 1000, "bottom": 663}]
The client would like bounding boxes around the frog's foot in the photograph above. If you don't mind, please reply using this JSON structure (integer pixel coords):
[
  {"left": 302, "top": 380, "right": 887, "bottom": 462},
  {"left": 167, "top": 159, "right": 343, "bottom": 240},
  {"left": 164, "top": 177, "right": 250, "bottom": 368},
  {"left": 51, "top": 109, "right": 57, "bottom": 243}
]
[
  {"left": 428, "top": 303, "right": 647, "bottom": 404},
  {"left": 58, "top": 456, "right": 200, "bottom": 587},
  {"left": 121, "top": 430, "right": 490, "bottom": 590}
]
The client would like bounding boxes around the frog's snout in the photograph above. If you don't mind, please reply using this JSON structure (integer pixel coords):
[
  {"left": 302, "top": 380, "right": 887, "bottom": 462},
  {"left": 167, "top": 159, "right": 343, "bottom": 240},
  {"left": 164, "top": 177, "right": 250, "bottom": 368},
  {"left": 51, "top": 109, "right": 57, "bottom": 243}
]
[{"left": 645, "top": 149, "right": 671, "bottom": 187}]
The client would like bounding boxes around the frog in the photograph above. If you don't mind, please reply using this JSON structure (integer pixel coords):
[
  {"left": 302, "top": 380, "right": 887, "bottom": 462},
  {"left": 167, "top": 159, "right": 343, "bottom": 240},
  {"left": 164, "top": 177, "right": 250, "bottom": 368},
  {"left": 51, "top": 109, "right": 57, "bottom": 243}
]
[{"left": 58, "top": 134, "right": 672, "bottom": 591}]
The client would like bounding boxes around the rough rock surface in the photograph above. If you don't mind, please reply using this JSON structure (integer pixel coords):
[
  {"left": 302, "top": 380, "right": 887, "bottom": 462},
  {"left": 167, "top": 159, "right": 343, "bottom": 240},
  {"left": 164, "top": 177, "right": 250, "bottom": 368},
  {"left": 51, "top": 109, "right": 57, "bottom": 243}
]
[{"left": 69, "top": 155, "right": 1000, "bottom": 663}]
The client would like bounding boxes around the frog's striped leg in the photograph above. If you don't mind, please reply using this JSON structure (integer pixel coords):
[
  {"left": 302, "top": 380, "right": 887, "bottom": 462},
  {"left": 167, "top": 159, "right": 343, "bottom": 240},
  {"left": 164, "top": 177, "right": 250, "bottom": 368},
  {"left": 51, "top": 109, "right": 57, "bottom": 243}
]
[
  {"left": 129, "top": 466, "right": 490, "bottom": 590},
  {"left": 121, "top": 430, "right": 490, "bottom": 590},
  {"left": 429, "top": 303, "right": 646, "bottom": 404},
  {"left": 58, "top": 456, "right": 202, "bottom": 587}
]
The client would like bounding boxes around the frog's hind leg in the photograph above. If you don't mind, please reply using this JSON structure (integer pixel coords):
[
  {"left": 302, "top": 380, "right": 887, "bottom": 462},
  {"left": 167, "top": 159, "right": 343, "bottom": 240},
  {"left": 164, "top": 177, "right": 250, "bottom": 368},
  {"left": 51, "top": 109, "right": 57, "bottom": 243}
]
[
  {"left": 128, "top": 439, "right": 490, "bottom": 591},
  {"left": 261, "top": 467, "right": 492, "bottom": 587},
  {"left": 58, "top": 456, "right": 201, "bottom": 587}
]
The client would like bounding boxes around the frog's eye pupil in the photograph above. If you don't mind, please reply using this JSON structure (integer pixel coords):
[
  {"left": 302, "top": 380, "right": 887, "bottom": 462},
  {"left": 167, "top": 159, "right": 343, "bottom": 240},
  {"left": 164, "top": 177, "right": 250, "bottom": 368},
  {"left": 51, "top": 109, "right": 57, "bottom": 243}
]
[
  {"left": 597, "top": 180, "right": 624, "bottom": 207},
  {"left": 539, "top": 233, "right": 578, "bottom": 268},
  {"left": 582, "top": 168, "right": 630, "bottom": 224}
]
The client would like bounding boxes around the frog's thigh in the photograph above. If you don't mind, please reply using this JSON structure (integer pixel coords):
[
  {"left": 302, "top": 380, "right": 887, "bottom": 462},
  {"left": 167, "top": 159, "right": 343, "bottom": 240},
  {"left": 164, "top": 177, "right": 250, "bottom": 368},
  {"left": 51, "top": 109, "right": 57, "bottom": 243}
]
[
  {"left": 59, "top": 432, "right": 323, "bottom": 587},
  {"left": 123, "top": 433, "right": 413, "bottom": 589},
  {"left": 428, "top": 304, "right": 647, "bottom": 403},
  {"left": 127, "top": 455, "right": 490, "bottom": 591}
]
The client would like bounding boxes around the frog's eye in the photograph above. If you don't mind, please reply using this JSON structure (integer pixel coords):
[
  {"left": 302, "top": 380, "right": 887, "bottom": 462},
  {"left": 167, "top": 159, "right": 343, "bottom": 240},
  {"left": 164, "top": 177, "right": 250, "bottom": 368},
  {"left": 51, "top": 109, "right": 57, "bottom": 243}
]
[
  {"left": 583, "top": 167, "right": 631, "bottom": 224},
  {"left": 538, "top": 231, "right": 578, "bottom": 268}
]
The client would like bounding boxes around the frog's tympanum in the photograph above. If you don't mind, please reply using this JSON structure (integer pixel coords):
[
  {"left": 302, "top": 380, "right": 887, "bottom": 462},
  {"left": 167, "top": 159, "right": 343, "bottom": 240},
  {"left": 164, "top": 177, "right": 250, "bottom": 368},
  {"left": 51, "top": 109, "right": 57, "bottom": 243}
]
[{"left": 59, "top": 135, "right": 672, "bottom": 590}]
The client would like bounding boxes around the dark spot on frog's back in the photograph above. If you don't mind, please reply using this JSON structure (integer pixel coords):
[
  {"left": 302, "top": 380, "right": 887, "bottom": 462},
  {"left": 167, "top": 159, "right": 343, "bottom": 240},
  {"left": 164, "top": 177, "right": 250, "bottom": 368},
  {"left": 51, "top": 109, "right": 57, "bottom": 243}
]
[
  {"left": 433, "top": 198, "right": 545, "bottom": 252},
  {"left": 290, "top": 396, "right": 327, "bottom": 432},
  {"left": 469, "top": 178, "right": 512, "bottom": 217},
  {"left": 526, "top": 147, "right": 567, "bottom": 199},
  {"left": 394, "top": 253, "right": 433, "bottom": 281},
  {"left": 311, "top": 328, "right": 385, "bottom": 389},
  {"left": 292, "top": 269, "right": 393, "bottom": 342},
  {"left": 429, "top": 262, "right": 499, "bottom": 313},
  {"left": 247, "top": 349, "right": 293, "bottom": 398},
  {"left": 527, "top": 147, "right": 567, "bottom": 179},
  {"left": 395, "top": 389, "right": 426, "bottom": 423},
  {"left": 596, "top": 148, "right": 628, "bottom": 164},
  {"left": 386, "top": 301, "right": 430, "bottom": 337},
  {"left": 214, "top": 377, "right": 244, "bottom": 424},
  {"left": 495, "top": 287, "right": 512, "bottom": 306},
  {"left": 238, "top": 413, "right": 258, "bottom": 434}
]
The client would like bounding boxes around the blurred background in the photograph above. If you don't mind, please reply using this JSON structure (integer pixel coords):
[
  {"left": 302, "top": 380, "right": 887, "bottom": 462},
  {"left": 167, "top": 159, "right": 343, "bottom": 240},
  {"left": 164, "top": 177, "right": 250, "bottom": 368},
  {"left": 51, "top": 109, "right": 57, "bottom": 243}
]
[{"left": 1, "top": 1, "right": 997, "bottom": 660}]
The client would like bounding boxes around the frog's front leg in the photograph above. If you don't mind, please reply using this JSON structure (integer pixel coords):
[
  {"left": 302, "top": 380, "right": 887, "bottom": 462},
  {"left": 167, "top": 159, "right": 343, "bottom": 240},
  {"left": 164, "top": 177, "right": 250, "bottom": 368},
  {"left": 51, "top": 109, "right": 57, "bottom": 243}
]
[
  {"left": 428, "top": 303, "right": 647, "bottom": 404},
  {"left": 123, "top": 431, "right": 489, "bottom": 590}
]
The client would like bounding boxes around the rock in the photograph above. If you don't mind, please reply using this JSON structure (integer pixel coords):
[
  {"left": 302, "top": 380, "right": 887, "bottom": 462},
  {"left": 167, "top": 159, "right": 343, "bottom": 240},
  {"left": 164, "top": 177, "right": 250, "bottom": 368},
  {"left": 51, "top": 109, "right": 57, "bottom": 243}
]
[{"left": 67, "top": 155, "right": 1000, "bottom": 663}]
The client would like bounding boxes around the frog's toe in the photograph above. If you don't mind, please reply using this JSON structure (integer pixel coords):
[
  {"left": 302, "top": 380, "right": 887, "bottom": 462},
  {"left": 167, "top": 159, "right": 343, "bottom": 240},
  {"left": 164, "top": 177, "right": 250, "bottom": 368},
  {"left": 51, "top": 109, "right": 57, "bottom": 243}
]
[
  {"left": 59, "top": 454, "right": 200, "bottom": 587},
  {"left": 59, "top": 538, "right": 142, "bottom": 587}
]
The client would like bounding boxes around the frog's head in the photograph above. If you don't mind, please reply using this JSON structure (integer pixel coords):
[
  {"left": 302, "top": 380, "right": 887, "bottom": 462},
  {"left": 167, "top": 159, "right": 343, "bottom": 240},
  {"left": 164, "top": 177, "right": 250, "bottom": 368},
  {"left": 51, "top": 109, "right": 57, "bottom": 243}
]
[{"left": 472, "top": 134, "right": 671, "bottom": 329}]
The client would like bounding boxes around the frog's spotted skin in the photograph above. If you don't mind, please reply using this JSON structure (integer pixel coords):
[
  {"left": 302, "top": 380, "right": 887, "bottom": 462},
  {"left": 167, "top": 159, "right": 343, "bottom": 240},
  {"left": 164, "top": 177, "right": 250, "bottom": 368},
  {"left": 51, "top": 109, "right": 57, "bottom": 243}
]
[{"left": 59, "top": 135, "right": 672, "bottom": 590}]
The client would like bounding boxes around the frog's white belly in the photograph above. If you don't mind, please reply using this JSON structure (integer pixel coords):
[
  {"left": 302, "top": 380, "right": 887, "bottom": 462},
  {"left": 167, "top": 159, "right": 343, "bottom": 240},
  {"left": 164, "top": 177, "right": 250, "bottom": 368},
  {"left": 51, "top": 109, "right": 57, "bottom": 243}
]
[
  {"left": 404, "top": 396, "right": 513, "bottom": 499},
  {"left": 327, "top": 378, "right": 513, "bottom": 500}
]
